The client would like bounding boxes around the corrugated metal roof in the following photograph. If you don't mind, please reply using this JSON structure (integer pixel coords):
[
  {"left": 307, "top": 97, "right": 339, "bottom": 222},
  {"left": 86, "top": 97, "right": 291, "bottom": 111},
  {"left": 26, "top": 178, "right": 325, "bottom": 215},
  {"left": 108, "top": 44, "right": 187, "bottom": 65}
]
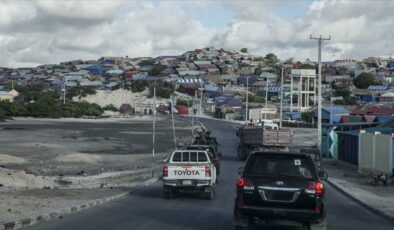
[
  {"left": 322, "top": 106, "right": 350, "bottom": 114},
  {"left": 367, "top": 85, "right": 390, "bottom": 91}
]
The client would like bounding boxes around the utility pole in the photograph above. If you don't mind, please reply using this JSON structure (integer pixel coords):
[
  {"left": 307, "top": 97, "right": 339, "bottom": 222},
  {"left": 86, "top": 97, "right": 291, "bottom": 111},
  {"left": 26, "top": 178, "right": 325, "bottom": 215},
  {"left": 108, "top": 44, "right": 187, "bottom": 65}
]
[
  {"left": 171, "top": 94, "right": 177, "bottom": 149},
  {"left": 199, "top": 88, "right": 203, "bottom": 117},
  {"left": 63, "top": 81, "right": 66, "bottom": 104},
  {"left": 152, "top": 86, "right": 156, "bottom": 177},
  {"left": 310, "top": 34, "right": 331, "bottom": 156},
  {"left": 264, "top": 75, "right": 269, "bottom": 120},
  {"left": 245, "top": 77, "right": 249, "bottom": 122},
  {"left": 279, "top": 67, "right": 284, "bottom": 128}
]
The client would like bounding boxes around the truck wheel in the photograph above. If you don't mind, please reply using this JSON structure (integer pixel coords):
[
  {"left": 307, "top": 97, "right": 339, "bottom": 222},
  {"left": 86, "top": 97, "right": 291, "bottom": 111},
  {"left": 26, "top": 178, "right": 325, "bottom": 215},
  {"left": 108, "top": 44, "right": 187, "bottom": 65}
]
[
  {"left": 204, "top": 187, "right": 215, "bottom": 200},
  {"left": 164, "top": 191, "right": 173, "bottom": 199},
  {"left": 237, "top": 146, "right": 247, "bottom": 161},
  {"left": 309, "top": 220, "right": 327, "bottom": 230}
]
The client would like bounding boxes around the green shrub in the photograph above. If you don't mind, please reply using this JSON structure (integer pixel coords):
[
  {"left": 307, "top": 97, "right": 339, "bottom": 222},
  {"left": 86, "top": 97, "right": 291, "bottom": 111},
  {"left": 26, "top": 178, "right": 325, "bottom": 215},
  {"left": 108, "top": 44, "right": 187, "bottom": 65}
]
[{"left": 102, "top": 104, "right": 119, "bottom": 111}]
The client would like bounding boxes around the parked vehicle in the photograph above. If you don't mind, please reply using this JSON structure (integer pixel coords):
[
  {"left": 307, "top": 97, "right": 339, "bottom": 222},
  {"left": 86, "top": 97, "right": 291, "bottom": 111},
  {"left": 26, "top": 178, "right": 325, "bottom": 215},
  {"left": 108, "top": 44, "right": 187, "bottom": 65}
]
[
  {"left": 163, "top": 150, "right": 217, "bottom": 200},
  {"left": 185, "top": 145, "right": 222, "bottom": 180},
  {"left": 234, "top": 151, "right": 327, "bottom": 230},
  {"left": 236, "top": 124, "right": 293, "bottom": 160}
]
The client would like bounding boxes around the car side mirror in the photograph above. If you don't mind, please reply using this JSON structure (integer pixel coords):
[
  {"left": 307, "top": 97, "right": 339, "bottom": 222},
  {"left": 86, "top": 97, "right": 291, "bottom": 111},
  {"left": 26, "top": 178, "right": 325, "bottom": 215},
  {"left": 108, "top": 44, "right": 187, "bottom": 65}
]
[
  {"left": 218, "top": 153, "right": 223, "bottom": 158},
  {"left": 319, "top": 171, "right": 328, "bottom": 180},
  {"left": 238, "top": 167, "right": 244, "bottom": 176},
  {"left": 163, "top": 156, "right": 169, "bottom": 164}
]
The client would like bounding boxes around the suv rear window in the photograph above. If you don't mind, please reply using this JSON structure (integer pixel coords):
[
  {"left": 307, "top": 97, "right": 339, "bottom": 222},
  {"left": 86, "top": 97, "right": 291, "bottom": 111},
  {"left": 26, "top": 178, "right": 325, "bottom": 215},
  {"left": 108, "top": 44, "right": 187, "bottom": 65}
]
[{"left": 247, "top": 155, "right": 314, "bottom": 179}]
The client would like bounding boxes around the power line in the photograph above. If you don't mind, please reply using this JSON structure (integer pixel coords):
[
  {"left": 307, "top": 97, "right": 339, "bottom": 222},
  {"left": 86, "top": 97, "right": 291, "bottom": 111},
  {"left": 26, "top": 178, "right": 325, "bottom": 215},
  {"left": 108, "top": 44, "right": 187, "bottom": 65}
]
[{"left": 310, "top": 34, "right": 331, "bottom": 157}]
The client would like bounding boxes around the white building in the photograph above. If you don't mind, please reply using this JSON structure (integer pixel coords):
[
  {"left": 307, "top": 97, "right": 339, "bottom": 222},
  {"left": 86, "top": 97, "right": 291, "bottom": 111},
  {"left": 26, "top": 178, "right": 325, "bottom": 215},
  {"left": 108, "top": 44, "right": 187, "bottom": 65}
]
[{"left": 290, "top": 69, "right": 316, "bottom": 112}]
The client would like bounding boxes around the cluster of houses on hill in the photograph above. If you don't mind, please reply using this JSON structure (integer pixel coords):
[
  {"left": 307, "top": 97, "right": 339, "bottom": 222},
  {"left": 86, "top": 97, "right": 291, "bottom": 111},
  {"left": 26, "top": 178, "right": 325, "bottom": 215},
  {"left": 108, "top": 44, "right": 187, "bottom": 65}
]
[{"left": 0, "top": 47, "right": 393, "bottom": 120}]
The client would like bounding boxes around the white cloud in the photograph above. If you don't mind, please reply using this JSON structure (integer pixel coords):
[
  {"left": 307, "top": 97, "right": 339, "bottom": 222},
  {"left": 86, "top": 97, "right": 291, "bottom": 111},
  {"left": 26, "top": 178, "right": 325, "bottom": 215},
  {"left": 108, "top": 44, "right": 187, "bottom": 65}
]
[
  {"left": 0, "top": 1, "right": 36, "bottom": 27},
  {"left": 1, "top": 0, "right": 394, "bottom": 67}
]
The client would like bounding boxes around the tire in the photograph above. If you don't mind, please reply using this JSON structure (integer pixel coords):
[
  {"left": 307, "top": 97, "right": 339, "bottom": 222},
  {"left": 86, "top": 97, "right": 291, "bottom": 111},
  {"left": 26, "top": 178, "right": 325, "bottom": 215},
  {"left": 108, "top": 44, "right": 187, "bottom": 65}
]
[
  {"left": 164, "top": 191, "right": 173, "bottom": 199},
  {"left": 309, "top": 220, "right": 327, "bottom": 230},
  {"left": 204, "top": 187, "right": 215, "bottom": 200},
  {"left": 237, "top": 146, "right": 247, "bottom": 161}
]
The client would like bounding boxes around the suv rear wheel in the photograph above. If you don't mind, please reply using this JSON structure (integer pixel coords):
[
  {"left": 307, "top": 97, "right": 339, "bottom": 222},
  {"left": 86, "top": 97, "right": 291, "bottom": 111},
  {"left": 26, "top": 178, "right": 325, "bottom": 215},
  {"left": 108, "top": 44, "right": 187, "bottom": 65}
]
[
  {"left": 309, "top": 220, "right": 327, "bottom": 230},
  {"left": 164, "top": 191, "right": 173, "bottom": 199}
]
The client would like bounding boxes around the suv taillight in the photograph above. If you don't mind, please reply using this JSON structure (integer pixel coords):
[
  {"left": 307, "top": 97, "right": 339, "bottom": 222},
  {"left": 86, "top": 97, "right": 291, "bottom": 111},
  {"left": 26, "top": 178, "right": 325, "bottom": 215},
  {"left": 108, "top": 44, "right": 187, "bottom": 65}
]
[
  {"left": 306, "top": 181, "right": 324, "bottom": 197},
  {"left": 163, "top": 166, "right": 168, "bottom": 177},
  {"left": 236, "top": 177, "right": 254, "bottom": 190},
  {"left": 205, "top": 166, "right": 211, "bottom": 177}
]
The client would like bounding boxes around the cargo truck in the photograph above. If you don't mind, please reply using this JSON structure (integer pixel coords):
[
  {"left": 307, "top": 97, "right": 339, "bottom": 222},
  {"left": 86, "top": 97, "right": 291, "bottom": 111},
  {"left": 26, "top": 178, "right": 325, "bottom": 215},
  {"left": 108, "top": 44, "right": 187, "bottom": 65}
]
[{"left": 236, "top": 124, "right": 293, "bottom": 160}]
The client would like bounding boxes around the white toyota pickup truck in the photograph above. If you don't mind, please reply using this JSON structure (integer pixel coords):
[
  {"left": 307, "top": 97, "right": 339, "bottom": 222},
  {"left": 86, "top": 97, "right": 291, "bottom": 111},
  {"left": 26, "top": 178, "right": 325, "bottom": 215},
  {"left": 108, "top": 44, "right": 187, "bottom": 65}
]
[{"left": 163, "top": 150, "right": 217, "bottom": 200}]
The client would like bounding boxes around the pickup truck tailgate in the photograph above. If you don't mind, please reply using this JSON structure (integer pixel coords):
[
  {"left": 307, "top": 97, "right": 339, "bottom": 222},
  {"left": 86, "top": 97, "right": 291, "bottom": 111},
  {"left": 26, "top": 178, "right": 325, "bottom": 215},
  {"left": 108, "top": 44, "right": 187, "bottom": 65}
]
[{"left": 167, "top": 165, "right": 207, "bottom": 180}]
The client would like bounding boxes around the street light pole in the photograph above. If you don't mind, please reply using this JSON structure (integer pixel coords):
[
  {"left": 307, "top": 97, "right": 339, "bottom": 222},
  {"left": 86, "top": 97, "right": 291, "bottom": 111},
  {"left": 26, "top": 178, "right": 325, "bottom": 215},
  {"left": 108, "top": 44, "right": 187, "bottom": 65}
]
[
  {"left": 245, "top": 77, "right": 249, "bottom": 122},
  {"left": 279, "top": 67, "right": 284, "bottom": 129},
  {"left": 310, "top": 35, "right": 331, "bottom": 155},
  {"left": 152, "top": 86, "right": 156, "bottom": 177}
]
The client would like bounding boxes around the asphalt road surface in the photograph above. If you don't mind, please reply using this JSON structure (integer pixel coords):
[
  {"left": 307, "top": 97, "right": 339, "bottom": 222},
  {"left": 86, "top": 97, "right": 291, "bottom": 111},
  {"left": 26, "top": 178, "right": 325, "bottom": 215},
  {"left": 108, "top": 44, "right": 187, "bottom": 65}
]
[{"left": 28, "top": 118, "right": 394, "bottom": 230}]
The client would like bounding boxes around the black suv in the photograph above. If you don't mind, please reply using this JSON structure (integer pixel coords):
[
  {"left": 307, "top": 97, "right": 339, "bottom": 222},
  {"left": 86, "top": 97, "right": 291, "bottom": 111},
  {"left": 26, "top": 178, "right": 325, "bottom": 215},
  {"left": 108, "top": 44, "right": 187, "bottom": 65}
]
[{"left": 234, "top": 151, "right": 327, "bottom": 230}]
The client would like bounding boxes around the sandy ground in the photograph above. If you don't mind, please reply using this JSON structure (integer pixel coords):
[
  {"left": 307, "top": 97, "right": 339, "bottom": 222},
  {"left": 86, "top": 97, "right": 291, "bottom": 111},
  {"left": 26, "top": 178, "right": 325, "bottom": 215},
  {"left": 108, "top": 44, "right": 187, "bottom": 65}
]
[{"left": 0, "top": 116, "right": 193, "bottom": 223}]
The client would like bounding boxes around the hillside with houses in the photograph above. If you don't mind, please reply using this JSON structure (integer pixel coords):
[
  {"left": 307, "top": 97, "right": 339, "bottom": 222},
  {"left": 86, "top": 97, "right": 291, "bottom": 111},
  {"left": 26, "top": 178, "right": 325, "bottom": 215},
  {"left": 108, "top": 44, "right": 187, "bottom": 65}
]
[{"left": 0, "top": 47, "right": 393, "bottom": 122}]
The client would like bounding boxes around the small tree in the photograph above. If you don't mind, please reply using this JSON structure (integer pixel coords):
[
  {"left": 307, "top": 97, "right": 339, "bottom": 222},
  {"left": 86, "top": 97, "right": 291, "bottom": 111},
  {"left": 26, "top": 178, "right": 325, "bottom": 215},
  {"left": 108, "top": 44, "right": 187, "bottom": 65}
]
[
  {"left": 284, "top": 58, "right": 293, "bottom": 65},
  {"left": 254, "top": 66, "right": 263, "bottom": 75},
  {"left": 131, "top": 80, "right": 148, "bottom": 92},
  {"left": 240, "top": 48, "right": 248, "bottom": 53},
  {"left": 265, "top": 53, "right": 279, "bottom": 64},
  {"left": 148, "top": 65, "right": 166, "bottom": 76},
  {"left": 334, "top": 89, "right": 351, "bottom": 98},
  {"left": 138, "top": 59, "right": 155, "bottom": 66},
  {"left": 353, "top": 72, "right": 378, "bottom": 89},
  {"left": 300, "top": 64, "right": 316, "bottom": 69},
  {"left": 337, "top": 66, "right": 348, "bottom": 75},
  {"left": 102, "top": 104, "right": 119, "bottom": 112}
]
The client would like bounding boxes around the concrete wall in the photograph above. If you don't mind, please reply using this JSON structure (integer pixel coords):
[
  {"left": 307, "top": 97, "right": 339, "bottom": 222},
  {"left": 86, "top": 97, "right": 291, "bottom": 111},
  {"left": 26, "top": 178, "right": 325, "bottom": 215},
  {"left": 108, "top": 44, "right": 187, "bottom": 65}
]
[
  {"left": 359, "top": 132, "right": 393, "bottom": 174},
  {"left": 359, "top": 132, "right": 374, "bottom": 169},
  {"left": 375, "top": 134, "right": 392, "bottom": 173}
]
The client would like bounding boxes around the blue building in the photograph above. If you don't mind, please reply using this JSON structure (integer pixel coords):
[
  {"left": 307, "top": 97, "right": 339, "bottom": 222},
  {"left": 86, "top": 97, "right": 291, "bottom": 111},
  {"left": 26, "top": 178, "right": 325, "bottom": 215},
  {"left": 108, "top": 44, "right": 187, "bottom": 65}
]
[{"left": 313, "top": 106, "right": 350, "bottom": 123}]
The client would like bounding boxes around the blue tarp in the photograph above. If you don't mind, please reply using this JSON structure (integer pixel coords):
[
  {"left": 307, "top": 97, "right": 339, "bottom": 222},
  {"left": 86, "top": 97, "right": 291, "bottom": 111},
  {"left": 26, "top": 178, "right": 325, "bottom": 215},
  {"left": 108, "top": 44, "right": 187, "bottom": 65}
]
[{"left": 85, "top": 65, "right": 104, "bottom": 75}]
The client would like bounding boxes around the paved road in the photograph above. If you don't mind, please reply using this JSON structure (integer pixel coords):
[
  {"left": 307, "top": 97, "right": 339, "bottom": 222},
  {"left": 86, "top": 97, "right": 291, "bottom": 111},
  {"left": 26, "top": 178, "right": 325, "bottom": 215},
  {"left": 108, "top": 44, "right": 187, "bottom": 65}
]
[{"left": 28, "top": 118, "right": 394, "bottom": 230}]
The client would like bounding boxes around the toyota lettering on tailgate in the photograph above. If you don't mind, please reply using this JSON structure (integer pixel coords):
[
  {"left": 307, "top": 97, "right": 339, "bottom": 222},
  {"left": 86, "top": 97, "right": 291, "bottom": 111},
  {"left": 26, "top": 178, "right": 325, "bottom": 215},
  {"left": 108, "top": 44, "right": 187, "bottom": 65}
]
[{"left": 174, "top": 168, "right": 201, "bottom": 176}]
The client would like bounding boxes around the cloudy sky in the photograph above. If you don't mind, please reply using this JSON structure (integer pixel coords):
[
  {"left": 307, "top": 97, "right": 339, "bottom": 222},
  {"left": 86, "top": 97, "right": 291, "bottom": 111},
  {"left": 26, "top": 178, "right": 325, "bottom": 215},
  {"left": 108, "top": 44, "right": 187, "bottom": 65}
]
[{"left": 1, "top": 0, "right": 393, "bottom": 67}]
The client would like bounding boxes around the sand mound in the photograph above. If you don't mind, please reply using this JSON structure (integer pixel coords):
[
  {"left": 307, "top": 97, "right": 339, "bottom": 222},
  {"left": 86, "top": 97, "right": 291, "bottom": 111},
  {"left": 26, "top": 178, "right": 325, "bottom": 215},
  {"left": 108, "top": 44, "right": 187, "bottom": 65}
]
[
  {"left": 0, "top": 154, "right": 28, "bottom": 164},
  {"left": 54, "top": 153, "right": 102, "bottom": 164},
  {"left": 0, "top": 167, "right": 55, "bottom": 188}
]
